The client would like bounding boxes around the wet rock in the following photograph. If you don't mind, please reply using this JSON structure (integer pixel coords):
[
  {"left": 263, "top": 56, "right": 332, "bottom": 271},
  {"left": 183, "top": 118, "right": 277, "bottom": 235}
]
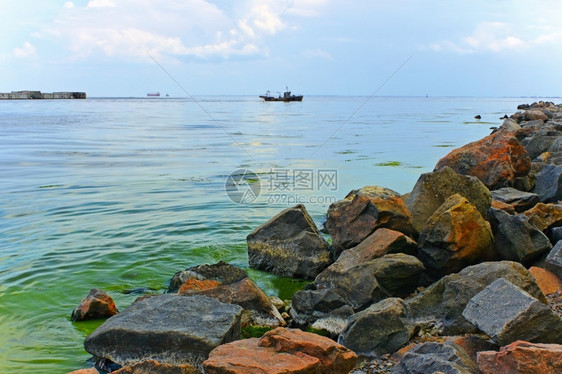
[
  {"left": 391, "top": 341, "right": 477, "bottom": 374},
  {"left": 203, "top": 327, "right": 357, "bottom": 374},
  {"left": 477, "top": 340, "right": 562, "bottom": 374},
  {"left": 247, "top": 204, "right": 332, "bottom": 279},
  {"left": 168, "top": 261, "right": 247, "bottom": 292},
  {"left": 71, "top": 289, "right": 118, "bottom": 322},
  {"left": 523, "top": 202, "right": 562, "bottom": 233},
  {"left": 529, "top": 266, "right": 562, "bottom": 296},
  {"left": 490, "top": 187, "right": 539, "bottom": 213},
  {"left": 462, "top": 278, "right": 562, "bottom": 346},
  {"left": 339, "top": 298, "right": 414, "bottom": 356},
  {"left": 84, "top": 294, "right": 243, "bottom": 367},
  {"left": 533, "top": 164, "right": 562, "bottom": 203},
  {"left": 112, "top": 360, "right": 199, "bottom": 374},
  {"left": 417, "top": 194, "right": 494, "bottom": 276},
  {"left": 546, "top": 241, "right": 562, "bottom": 279},
  {"left": 405, "top": 167, "right": 492, "bottom": 234},
  {"left": 405, "top": 261, "right": 545, "bottom": 335},
  {"left": 325, "top": 190, "right": 415, "bottom": 255},
  {"left": 315, "top": 253, "right": 425, "bottom": 311},
  {"left": 180, "top": 276, "right": 285, "bottom": 327},
  {"left": 487, "top": 208, "right": 552, "bottom": 264},
  {"left": 434, "top": 129, "right": 531, "bottom": 190}
]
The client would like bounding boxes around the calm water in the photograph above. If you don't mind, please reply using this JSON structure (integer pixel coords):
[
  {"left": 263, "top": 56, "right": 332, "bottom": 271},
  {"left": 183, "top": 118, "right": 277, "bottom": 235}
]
[{"left": 0, "top": 96, "right": 539, "bottom": 372}]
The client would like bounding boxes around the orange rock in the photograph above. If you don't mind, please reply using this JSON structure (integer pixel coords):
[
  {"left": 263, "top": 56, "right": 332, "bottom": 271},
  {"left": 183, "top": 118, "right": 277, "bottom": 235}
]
[
  {"left": 435, "top": 129, "right": 530, "bottom": 190},
  {"left": 259, "top": 327, "right": 357, "bottom": 373},
  {"left": 203, "top": 338, "right": 321, "bottom": 374},
  {"left": 529, "top": 266, "right": 562, "bottom": 296},
  {"left": 204, "top": 328, "right": 357, "bottom": 374},
  {"left": 71, "top": 288, "right": 118, "bottom": 321},
  {"left": 112, "top": 359, "right": 199, "bottom": 373},
  {"left": 477, "top": 340, "right": 562, "bottom": 374},
  {"left": 66, "top": 369, "right": 98, "bottom": 374},
  {"left": 177, "top": 278, "right": 221, "bottom": 295},
  {"left": 523, "top": 202, "right": 562, "bottom": 232},
  {"left": 491, "top": 199, "right": 516, "bottom": 214}
]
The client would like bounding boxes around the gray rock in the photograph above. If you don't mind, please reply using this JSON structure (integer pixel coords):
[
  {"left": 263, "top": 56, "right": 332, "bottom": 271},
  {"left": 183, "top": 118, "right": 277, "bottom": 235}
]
[
  {"left": 462, "top": 278, "right": 562, "bottom": 346},
  {"left": 487, "top": 208, "right": 552, "bottom": 264},
  {"left": 500, "top": 118, "right": 521, "bottom": 133},
  {"left": 84, "top": 294, "right": 243, "bottom": 366},
  {"left": 315, "top": 253, "right": 425, "bottom": 311},
  {"left": 552, "top": 227, "right": 562, "bottom": 244},
  {"left": 522, "top": 128, "right": 561, "bottom": 160},
  {"left": 533, "top": 164, "right": 562, "bottom": 203},
  {"left": 339, "top": 298, "right": 414, "bottom": 356},
  {"left": 391, "top": 341, "right": 478, "bottom": 374},
  {"left": 168, "top": 261, "right": 247, "bottom": 292},
  {"left": 545, "top": 241, "right": 562, "bottom": 279},
  {"left": 405, "top": 261, "right": 545, "bottom": 335},
  {"left": 290, "top": 288, "right": 354, "bottom": 332},
  {"left": 247, "top": 204, "right": 332, "bottom": 279},
  {"left": 491, "top": 187, "right": 540, "bottom": 213},
  {"left": 405, "top": 167, "right": 492, "bottom": 234}
]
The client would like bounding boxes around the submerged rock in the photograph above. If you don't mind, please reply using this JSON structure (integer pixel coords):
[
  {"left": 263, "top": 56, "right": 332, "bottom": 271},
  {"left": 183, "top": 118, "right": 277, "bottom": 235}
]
[
  {"left": 405, "top": 167, "right": 491, "bottom": 234},
  {"left": 84, "top": 294, "right": 243, "bottom": 367},
  {"left": 71, "top": 289, "right": 118, "bottom": 322},
  {"left": 247, "top": 204, "right": 332, "bottom": 279},
  {"left": 462, "top": 278, "right": 562, "bottom": 346},
  {"left": 434, "top": 129, "right": 531, "bottom": 190},
  {"left": 417, "top": 194, "right": 494, "bottom": 276}
]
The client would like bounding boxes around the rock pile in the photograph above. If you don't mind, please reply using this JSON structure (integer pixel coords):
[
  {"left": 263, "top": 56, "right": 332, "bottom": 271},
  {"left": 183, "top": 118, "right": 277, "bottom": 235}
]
[{"left": 69, "top": 102, "right": 562, "bottom": 374}]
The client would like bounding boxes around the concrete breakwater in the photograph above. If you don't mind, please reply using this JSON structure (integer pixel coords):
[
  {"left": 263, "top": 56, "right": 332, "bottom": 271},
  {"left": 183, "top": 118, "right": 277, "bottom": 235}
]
[{"left": 0, "top": 90, "right": 86, "bottom": 99}]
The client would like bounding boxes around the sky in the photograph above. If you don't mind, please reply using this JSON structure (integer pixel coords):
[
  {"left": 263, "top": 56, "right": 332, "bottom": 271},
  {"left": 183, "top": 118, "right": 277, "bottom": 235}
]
[{"left": 1, "top": 0, "right": 562, "bottom": 97}]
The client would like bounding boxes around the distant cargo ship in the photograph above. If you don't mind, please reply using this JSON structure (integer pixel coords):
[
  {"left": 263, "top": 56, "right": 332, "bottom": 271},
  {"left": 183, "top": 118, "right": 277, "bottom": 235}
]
[{"left": 147, "top": 92, "right": 161, "bottom": 97}]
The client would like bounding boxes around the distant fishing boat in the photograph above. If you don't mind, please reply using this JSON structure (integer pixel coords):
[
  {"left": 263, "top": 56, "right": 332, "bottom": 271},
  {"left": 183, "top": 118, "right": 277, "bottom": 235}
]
[
  {"left": 147, "top": 92, "right": 160, "bottom": 97},
  {"left": 260, "top": 87, "right": 303, "bottom": 102}
]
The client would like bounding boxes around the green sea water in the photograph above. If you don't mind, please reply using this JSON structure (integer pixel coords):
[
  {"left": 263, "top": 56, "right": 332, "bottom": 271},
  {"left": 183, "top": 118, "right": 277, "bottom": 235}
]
[{"left": 0, "top": 96, "right": 545, "bottom": 373}]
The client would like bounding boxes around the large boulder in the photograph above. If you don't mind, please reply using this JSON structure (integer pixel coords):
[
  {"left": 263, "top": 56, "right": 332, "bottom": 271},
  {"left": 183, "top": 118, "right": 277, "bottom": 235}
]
[
  {"left": 490, "top": 187, "right": 540, "bottom": 213},
  {"left": 488, "top": 208, "right": 552, "bottom": 264},
  {"left": 477, "top": 341, "right": 562, "bottom": 374},
  {"left": 533, "top": 164, "right": 562, "bottom": 203},
  {"left": 520, "top": 127, "right": 561, "bottom": 160},
  {"left": 178, "top": 276, "right": 285, "bottom": 327},
  {"left": 462, "top": 278, "right": 562, "bottom": 345},
  {"left": 405, "top": 261, "right": 545, "bottom": 335},
  {"left": 338, "top": 298, "right": 414, "bottom": 356},
  {"left": 203, "top": 327, "right": 357, "bottom": 374},
  {"left": 417, "top": 194, "right": 494, "bottom": 276},
  {"left": 325, "top": 189, "right": 415, "bottom": 255},
  {"left": 391, "top": 341, "right": 478, "bottom": 374},
  {"left": 405, "top": 167, "right": 492, "bottom": 234},
  {"left": 247, "top": 204, "right": 332, "bottom": 279},
  {"left": 546, "top": 241, "right": 562, "bottom": 279},
  {"left": 71, "top": 289, "right": 118, "bottom": 322},
  {"left": 84, "top": 294, "right": 243, "bottom": 367},
  {"left": 434, "top": 129, "right": 531, "bottom": 190},
  {"left": 315, "top": 253, "right": 425, "bottom": 311}
]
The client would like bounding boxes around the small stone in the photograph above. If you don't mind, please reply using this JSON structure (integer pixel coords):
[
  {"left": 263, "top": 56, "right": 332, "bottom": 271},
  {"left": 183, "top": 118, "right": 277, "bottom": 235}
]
[
  {"left": 71, "top": 288, "right": 118, "bottom": 322},
  {"left": 529, "top": 266, "right": 562, "bottom": 296}
]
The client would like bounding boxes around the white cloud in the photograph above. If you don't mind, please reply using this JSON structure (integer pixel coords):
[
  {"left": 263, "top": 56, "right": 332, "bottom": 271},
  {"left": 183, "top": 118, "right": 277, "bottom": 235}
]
[
  {"left": 13, "top": 42, "right": 37, "bottom": 58},
  {"left": 37, "top": 0, "right": 327, "bottom": 62},
  {"left": 302, "top": 48, "right": 332, "bottom": 60},
  {"left": 430, "top": 21, "right": 562, "bottom": 54}
]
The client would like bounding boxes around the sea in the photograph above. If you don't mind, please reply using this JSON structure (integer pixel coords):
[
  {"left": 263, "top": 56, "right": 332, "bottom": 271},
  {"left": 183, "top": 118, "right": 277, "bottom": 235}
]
[{"left": 0, "top": 96, "right": 552, "bottom": 373}]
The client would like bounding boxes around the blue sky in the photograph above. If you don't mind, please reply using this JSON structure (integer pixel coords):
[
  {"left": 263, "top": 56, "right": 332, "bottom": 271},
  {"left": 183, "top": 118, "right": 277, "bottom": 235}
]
[{"left": 1, "top": 0, "right": 561, "bottom": 97}]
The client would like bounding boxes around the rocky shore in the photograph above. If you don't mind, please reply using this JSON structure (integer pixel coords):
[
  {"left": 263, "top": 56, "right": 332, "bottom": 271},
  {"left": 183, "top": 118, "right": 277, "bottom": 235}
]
[{"left": 70, "top": 101, "right": 562, "bottom": 374}]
